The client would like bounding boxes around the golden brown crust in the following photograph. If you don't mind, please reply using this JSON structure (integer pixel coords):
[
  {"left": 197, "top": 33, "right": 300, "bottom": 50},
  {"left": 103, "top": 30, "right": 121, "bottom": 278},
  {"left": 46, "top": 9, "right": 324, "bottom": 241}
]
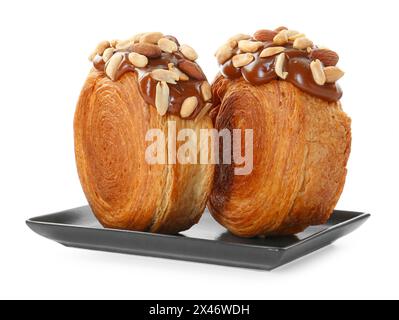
[
  {"left": 208, "top": 75, "right": 351, "bottom": 237},
  {"left": 74, "top": 70, "right": 214, "bottom": 234}
]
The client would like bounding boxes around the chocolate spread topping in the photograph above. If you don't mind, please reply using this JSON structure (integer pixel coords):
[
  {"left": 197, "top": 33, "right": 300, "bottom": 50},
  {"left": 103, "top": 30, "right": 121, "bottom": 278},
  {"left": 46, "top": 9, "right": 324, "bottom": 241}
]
[
  {"left": 92, "top": 36, "right": 210, "bottom": 120},
  {"left": 219, "top": 37, "right": 343, "bottom": 102}
]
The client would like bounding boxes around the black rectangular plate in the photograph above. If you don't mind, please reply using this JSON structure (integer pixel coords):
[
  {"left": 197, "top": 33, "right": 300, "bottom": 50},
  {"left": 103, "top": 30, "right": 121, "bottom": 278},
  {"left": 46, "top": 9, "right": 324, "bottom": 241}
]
[{"left": 27, "top": 206, "right": 369, "bottom": 270}]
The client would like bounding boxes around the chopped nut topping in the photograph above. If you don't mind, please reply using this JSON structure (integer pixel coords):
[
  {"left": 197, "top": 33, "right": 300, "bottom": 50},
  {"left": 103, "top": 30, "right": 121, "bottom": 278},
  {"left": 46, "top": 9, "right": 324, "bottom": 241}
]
[
  {"left": 89, "top": 40, "right": 110, "bottom": 61},
  {"left": 129, "top": 33, "right": 145, "bottom": 43},
  {"left": 168, "top": 63, "right": 189, "bottom": 81},
  {"left": 216, "top": 27, "right": 345, "bottom": 101},
  {"left": 110, "top": 40, "right": 119, "bottom": 48},
  {"left": 178, "top": 60, "right": 206, "bottom": 80},
  {"left": 310, "top": 49, "right": 339, "bottom": 67},
  {"left": 180, "top": 45, "right": 198, "bottom": 61},
  {"left": 293, "top": 37, "right": 314, "bottom": 50},
  {"left": 151, "top": 69, "right": 179, "bottom": 84},
  {"left": 273, "top": 30, "right": 289, "bottom": 45},
  {"left": 158, "top": 38, "right": 178, "bottom": 53},
  {"left": 238, "top": 40, "right": 263, "bottom": 53},
  {"left": 180, "top": 97, "right": 199, "bottom": 118},
  {"left": 139, "top": 32, "right": 164, "bottom": 44},
  {"left": 310, "top": 59, "right": 327, "bottom": 85},
  {"left": 155, "top": 81, "right": 169, "bottom": 116},
  {"left": 102, "top": 48, "right": 115, "bottom": 63},
  {"left": 275, "top": 26, "right": 288, "bottom": 32},
  {"left": 260, "top": 47, "right": 285, "bottom": 58},
  {"left": 232, "top": 53, "right": 254, "bottom": 68},
  {"left": 116, "top": 40, "right": 134, "bottom": 51},
  {"left": 215, "top": 41, "right": 236, "bottom": 64},
  {"left": 228, "top": 34, "right": 251, "bottom": 42},
  {"left": 201, "top": 82, "right": 212, "bottom": 102},
  {"left": 132, "top": 43, "right": 162, "bottom": 58},
  {"left": 96, "top": 41, "right": 110, "bottom": 55},
  {"left": 324, "top": 66, "right": 345, "bottom": 83},
  {"left": 253, "top": 29, "right": 278, "bottom": 42},
  {"left": 88, "top": 33, "right": 213, "bottom": 120},
  {"left": 105, "top": 53, "right": 124, "bottom": 81},
  {"left": 128, "top": 52, "right": 149, "bottom": 68},
  {"left": 289, "top": 33, "right": 306, "bottom": 41},
  {"left": 286, "top": 30, "right": 300, "bottom": 39},
  {"left": 275, "top": 53, "right": 288, "bottom": 79}
]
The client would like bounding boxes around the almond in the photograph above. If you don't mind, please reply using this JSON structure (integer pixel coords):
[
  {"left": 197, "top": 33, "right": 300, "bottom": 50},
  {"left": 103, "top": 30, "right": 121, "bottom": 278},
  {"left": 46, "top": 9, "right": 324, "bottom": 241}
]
[
  {"left": 238, "top": 40, "right": 263, "bottom": 53},
  {"left": 95, "top": 40, "right": 111, "bottom": 55},
  {"left": 158, "top": 38, "right": 178, "bottom": 53},
  {"left": 180, "top": 97, "right": 198, "bottom": 118},
  {"left": 275, "top": 53, "right": 288, "bottom": 79},
  {"left": 324, "top": 66, "right": 345, "bottom": 83},
  {"left": 128, "top": 33, "right": 145, "bottom": 43},
  {"left": 310, "top": 59, "right": 326, "bottom": 85},
  {"left": 139, "top": 32, "right": 164, "bottom": 44},
  {"left": 88, "top": 52, "right": 97, "bottom": 62},
  {"left": 289, "top": 33, "right": 306, "bottom": 41},
  {"left": 228, "top": 40, "right": 238, "bottom": 49},
  {"left": 201, "top": 82, "right": 212, "bottom": 101},
  {"left": 253, "top": 29, "right": 278, "bottom": 42},
  {"left": 102, "top": 48, "right": 115, "bottom": 62},
  {"left": 310, "top": 49, "right": 339, "bottom": 67},
  {"left": 286, "top": 30, "right": 300, "bottom": 39},
  {"left": 155, "top": 81, "right": 169, "bottom": 116},
  {"left": 105, "top": 52, "right": 124, "bottom": 81},
  {"left": 228, "top": 34, "right": 251, "bottom": 42},
  {"left": 128, "top": 52, "right": 148, "bottom": 68},
  {"left": 275, "top": 26, "right": 288, "bottom": 32},
  {"left": 89, "top": 40, "right": 111, "bottom": 60},
  {"left": 115, "top": 40, "right": 134, "bottom": 51},
  {"left": 293, "top": 37, "right": 313, "bottom": 50},
  {"left": 164, "top": 35, "right": 180, "bottom": 46},
  {"left": 195, "top": 103, "right": 213, "bottom": 123},
  {"left": 180, "top": 44, "right": 198, "bottom": 61},
  {"left": 260, "top": 46, "right": 285, "bottom": 58},
  {"left": 232, "top": 53, "right": 254, "bottom": 68},
  {"left": 177, "top": 60, "right": 206, "bottom": 80},
  {"left": 168, "top": 63, "right": 189, "bottom": 81},
  {"left": 151, "top": 69, "right": 179, "bottom": 84},
  {"left": 110, "top": 39, "right": 119, "bottom": 48},
  {"left": 215, "top": 41, "right": 236, "bottom": 64},
  {"left": 273, "top": 30, "right": 289, "bottom": 45},
  {"left": 132, "top": 43, "right": 162, "bottom": 58}
]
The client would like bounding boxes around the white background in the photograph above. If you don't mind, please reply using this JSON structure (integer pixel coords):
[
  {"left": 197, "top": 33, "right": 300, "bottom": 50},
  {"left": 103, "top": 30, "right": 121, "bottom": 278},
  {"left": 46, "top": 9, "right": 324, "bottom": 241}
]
[{"left": 1, "top": 0, "right": 398, "bottom": 300}]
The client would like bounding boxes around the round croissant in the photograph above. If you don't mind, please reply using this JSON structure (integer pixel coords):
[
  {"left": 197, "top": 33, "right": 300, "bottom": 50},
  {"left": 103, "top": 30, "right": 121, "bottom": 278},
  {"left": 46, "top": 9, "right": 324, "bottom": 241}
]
[
  {"left": 209, "top": 76, "right": 351, "bottom": 237},
  {"left": 74, "top": 34, "right": 214, "bottom": 234}
]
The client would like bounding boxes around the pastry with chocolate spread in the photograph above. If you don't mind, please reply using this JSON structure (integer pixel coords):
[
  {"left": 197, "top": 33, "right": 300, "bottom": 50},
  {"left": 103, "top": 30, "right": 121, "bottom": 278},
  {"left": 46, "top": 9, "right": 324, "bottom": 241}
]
[
  {"left": 209, "top": 27, "right": 351, "bottom": 237},
  {"left": 74, "top": 32, "right": 214, "bottom": 234}
]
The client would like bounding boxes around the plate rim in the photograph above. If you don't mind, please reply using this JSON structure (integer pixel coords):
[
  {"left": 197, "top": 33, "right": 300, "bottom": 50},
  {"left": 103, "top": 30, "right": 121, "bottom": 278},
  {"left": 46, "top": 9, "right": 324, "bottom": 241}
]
[
  {"left": 283, "top": 211, "right": 370, "bottom": 250},
  {"left": 26, "top": 206, "right": 371, "bottom": 252}
]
